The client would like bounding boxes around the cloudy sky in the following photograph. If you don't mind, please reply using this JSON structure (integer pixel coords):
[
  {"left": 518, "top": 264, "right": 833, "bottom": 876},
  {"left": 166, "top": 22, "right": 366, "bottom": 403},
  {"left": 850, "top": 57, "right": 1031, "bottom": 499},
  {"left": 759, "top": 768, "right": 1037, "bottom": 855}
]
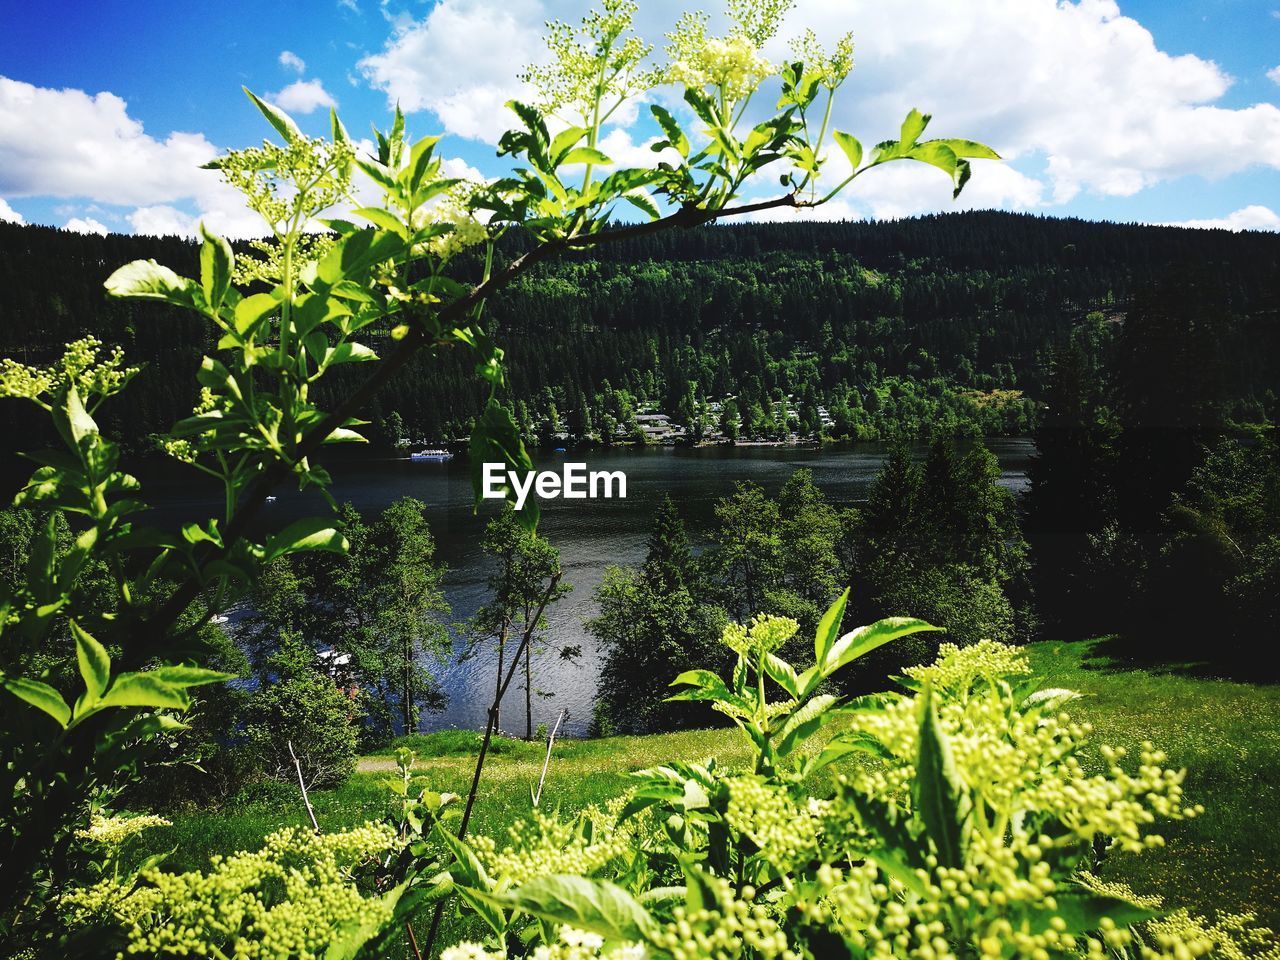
[{"left": 1, "top": 0, "right": 1278, "bottom": 237}]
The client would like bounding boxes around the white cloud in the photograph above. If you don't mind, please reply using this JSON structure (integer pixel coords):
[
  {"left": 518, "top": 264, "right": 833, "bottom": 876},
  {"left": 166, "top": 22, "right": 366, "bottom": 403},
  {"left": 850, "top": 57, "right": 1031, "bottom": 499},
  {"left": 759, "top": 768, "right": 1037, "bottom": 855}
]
[
  {"left": 64, "top": 216, "right": 108, "bottom": 235},
  {"left": 279, "top": 50, "right": 307, "bottom": 74},
  {"left": 0, "top": 197, "right": 23, "bottom": 224},
  {"left": 1161, "top": 204, "right": 1280, "bottom": 232},
  {"left": 359, "top": 0, "right": 1280, "bottom": 216},
  {"left": 596, "top": 128, "right": 683, "bottom": 169},
  {"left": 0, "top": 77, "right": 222, "bottom": 205},
  {"left": 268, "top": 79, "right": 337, "bottom": 114},
  {"left": 0, "top": 77, "right": 271, "bottom": 239},
  {"left": 1268, "top": 65, "right": 1280, "bottom": 85},
  {"left": 440, "top": 156, "right": 488, "bottom": 183},
  {"left": 128, "top": 205, "right": 198, "bottom": 237},
  {"left": 779, "top": 0, "right": 1280, "bottom": 205},
  {"left": 359, "top": 0, "right": 544, "bottom": 142}
]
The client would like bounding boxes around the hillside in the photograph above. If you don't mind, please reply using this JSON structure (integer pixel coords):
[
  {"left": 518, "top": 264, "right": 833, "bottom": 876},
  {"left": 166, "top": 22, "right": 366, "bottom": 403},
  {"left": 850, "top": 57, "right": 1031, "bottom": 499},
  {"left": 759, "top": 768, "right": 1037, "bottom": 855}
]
[{"left": 2, "top": 213, "right": 1277, "bottom": 452}]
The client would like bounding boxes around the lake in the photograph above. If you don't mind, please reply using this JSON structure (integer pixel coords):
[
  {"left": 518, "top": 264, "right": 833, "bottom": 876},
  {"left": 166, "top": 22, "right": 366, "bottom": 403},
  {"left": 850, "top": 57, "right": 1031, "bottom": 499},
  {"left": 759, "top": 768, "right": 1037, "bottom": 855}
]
[{"left": 139, "top": 438, "right": 1036, "bottom": 737}]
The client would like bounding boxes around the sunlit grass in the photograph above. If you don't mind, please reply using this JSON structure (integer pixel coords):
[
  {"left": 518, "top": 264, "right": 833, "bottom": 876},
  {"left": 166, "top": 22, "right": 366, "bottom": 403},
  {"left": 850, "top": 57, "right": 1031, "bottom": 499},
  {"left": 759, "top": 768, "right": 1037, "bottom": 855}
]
[{"left": 147, "top": 640, "right": 1280, "bottom": 934}]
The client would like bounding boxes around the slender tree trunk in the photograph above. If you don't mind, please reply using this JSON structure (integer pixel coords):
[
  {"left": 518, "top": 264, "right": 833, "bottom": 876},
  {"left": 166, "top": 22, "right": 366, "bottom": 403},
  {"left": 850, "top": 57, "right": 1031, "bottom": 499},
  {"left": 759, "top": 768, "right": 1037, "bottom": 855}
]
[
  {"left": 525, "top": 639, "right": 533, "bottom": 740},
  {"left": 495, "top": 622, "right": 507, "bottom": 732},
  {"left": 402, "top": 633, "right": 412, "bottom": 734}
]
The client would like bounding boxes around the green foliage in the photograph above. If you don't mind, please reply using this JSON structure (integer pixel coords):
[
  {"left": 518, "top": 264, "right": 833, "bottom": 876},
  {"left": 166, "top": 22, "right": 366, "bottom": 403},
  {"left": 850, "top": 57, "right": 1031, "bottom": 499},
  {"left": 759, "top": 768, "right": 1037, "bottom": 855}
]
[
  {"left": 243, "top": 641, "right": 361, "bottom": 791},
  {"left": 846, "top": 441, "right": 1030, "bottom": 684},
  {"left": 590, "top": 497, "right": 726, "bottom": 734},
  {"left": 416, "top": 605, "right": 1250, "bottom": 960}
]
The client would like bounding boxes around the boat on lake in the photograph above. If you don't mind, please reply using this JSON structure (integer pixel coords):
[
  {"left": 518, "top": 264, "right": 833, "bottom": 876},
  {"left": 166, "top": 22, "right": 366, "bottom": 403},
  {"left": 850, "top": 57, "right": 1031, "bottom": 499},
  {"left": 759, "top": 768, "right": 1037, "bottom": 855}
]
[{"left": 410, "top": 448, "right": 453, "bottom": 461}]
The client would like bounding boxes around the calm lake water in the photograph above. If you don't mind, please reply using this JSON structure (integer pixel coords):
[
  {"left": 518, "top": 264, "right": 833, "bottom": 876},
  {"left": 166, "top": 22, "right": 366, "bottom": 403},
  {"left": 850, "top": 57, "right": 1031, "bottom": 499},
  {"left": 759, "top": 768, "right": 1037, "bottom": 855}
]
[{"left": 138, "top": 439, "right": 1035, "bottom": 736}]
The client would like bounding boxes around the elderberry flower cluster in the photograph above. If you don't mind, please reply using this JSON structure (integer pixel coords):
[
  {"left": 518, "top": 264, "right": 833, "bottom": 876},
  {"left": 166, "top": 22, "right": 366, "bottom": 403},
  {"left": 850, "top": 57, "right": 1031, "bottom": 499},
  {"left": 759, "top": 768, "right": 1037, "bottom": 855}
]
[
  {"left": 469, "top": 804, "right": 633, "bottom": 886},
  {"left": 232, "top": 232, "right": 337, "bottom": 286},
  {"left": 903, "top": 639, "right": 1031, "bottom": 697},
  {"left": 650, "top": 873, "right": 795, "bottom": 960},
  {"left": 720, "top": 613, "right": 797, "bottom": 659},
  {"left": 102, "top": 823, "right": 398, "bottom": 958},
  {"left": 217, "top": 136, "right": 354, "bottom": 235},
  {"left": 521, "top": 0, "right": 657, "bottom": 118},
  {"left": 0, "top": 337, "right": 138, "bottom": 408},
  {"left": 665, "top": 15, "right": 774, "bottom": 103},
  {"left": 724, "top": 776, "right": 821, "bottom": 867},
  {"left": 788, "top": 29, "right": 855, "bottom": 89},
  {"left": 77, "top": 812, "right": 172, "bottom": 846}
]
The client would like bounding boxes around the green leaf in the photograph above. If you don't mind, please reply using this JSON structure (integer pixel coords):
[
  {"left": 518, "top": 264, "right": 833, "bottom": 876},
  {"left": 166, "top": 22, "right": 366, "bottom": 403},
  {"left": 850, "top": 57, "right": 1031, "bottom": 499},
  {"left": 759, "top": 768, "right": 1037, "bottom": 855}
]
[
  {"left": 810, "top": 730, "right": 893, "bottom": 773},
  {"left": 97, "top": 666, "right": 232, "bottom": 712},
  {"left": 405, "top": 134, "right": 443, "bottom": 193},
  {"left": 325, "top": 427, "right": 368, "bottom": 444},
  {"left": 938, "top": 138, "right": 1001, "bottom": 160},
  {"left": 620, "top": 189, "right": 661, "bottom": 221},
  {"left": 351, "top": 207, "right": 409, "bottom": 238},
  {"left": 434, "top": 823, "right": 490, "bottom": 889},
  {"left": 198, "top": 223, "right": 234, "bottom": 311},
  {"left": 314, "top": 229, "right": 404, "bottom": 288},
  {"left": 550, "top": 125, "right": 587, "bottom": 163},
  {"left": 668, "top": 668, "right": 729, "bottom": 699},
  {"left": 330, "top": 107, "right": 349, "bottom": 145},
  {"left": 776, "top": 694, "right": 838, "bottom": 757},
  {"left": 504, "top": 875, "right": 656, "bottom": 943},
  {"left": 244, "top": 87, "right": 302, "bottom": 142},
  {"left": 0, "top": 675, "right": 71, "bottom": 727},
  {"left": 823, "top": 617, "right": 942, "bottom": 676},
  {"left": 763, "top": 653, "right": 799, "bottom": 698},
  {"left": 233, "top": 292, "right": 279, "bottom": 336},
  {"left": 913, "top": 686, "right": 967, "bottom": 869},
  {"left": 264, "top": 518, "right": 349, "bottom": 561},
  {"left": 104, "top": 259, "right": 204, "bottom": 311},
  {"left": 650, "top": 105, "right": 690, "bottom": 158},
  {"left": 71, "top": 620, "right": 110, "bottom": 703},
  {"left": 64, "top": 384, "right": 98, "bottom": 446},
  {"left": 899, "top": 108, "right": 931, "bottom": 148},
  {"left": 832, "top": 130, "right": 862, "bottom": 172},
  {"left": 560, "top": 147, "right": 613, "bottom": 167},
  {"left": 813, "top": 588, "right": 849, "bottom": 668}
]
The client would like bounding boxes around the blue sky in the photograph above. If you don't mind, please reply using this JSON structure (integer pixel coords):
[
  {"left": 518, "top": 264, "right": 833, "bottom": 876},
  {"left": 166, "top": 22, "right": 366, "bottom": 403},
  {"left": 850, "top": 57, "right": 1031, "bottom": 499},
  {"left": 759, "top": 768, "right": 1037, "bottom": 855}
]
[{"left": 1, "top": 0, "right": 1277, "bottom": 235}]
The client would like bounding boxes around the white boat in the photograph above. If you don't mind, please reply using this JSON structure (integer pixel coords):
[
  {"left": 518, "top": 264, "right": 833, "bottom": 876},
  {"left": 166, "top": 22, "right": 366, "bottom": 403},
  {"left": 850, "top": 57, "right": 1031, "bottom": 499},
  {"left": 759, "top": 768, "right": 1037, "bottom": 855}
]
[{"left": 410, "top": 448, "right": 453, "bottom": 461}]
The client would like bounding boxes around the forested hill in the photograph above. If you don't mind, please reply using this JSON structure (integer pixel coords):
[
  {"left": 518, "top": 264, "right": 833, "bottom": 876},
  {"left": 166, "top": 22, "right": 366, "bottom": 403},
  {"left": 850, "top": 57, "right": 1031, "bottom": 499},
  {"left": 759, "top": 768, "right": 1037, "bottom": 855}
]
[{"left": 1, "top": 212, "right": 1277, "bottom": 452}]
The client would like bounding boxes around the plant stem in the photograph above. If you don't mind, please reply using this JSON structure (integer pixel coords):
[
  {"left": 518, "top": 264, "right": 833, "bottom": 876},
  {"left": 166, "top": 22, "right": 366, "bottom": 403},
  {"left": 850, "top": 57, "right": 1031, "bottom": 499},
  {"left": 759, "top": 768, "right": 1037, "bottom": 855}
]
[{"left": 421, "top": 573, "right": 562, "bottom": 957}]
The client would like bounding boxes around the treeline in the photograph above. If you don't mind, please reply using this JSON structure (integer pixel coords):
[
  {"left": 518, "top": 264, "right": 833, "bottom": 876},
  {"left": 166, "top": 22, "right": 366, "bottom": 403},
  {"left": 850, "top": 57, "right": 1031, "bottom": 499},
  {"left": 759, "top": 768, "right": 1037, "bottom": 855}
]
[
  {"left": 3, "top": 213, "right": 1277, "bottom": 456},
  {"left": 590, "top": 443, "right": 1027, "bottom": 734}
]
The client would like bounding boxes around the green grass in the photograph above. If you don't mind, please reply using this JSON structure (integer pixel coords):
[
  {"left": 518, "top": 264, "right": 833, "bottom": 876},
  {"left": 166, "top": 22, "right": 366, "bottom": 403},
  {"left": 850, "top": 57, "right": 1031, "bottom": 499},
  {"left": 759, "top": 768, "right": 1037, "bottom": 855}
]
[
  {"left": 146, "top": 640, "right": 1280, "bottom": 936},
  {"left": 1026, "top": 640, "right": 1280, "bottom": 930}
]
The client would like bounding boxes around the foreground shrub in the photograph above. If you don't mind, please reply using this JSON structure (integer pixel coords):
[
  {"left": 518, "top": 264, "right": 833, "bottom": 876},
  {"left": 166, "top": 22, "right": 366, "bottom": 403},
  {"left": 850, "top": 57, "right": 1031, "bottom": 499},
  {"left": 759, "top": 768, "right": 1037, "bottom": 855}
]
[
  {"left": 428, "top": 605, "right": 1269, "bottom": 960},
  {"left": 65, "top": 822, "right": 400, "bottom": 958},
  {"left": 59, "top": 606, "right": 1275, "bottom": 958}
]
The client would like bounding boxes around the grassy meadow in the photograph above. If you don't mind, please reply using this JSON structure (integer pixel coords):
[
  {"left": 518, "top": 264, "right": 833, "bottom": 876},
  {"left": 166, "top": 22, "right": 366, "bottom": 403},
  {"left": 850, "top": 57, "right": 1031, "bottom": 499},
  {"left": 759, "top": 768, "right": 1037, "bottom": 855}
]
[{"left": 145, "top": 639, "right": 1280, "bottom": 936}]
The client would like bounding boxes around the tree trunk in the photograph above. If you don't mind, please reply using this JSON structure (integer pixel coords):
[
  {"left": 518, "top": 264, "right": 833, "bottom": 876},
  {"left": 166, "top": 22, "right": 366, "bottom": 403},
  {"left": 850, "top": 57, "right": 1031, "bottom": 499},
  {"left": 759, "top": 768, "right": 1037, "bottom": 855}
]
[
  {"left": 495, "top": 622, "right": 507, "bottom": 732},
  {"left": 402, "top": 633, "right": 412, "bottom": 734},
  {"left": 525, "top": 640, "right": 533, "bottom": 739}
]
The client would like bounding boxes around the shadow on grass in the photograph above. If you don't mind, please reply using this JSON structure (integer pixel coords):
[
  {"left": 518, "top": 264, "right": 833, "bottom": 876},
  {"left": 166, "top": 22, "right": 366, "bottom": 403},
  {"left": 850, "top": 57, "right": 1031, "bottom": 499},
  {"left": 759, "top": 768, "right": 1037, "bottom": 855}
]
[{"left": 1073, "top": 634, "right": 1280, "bottom": 684}]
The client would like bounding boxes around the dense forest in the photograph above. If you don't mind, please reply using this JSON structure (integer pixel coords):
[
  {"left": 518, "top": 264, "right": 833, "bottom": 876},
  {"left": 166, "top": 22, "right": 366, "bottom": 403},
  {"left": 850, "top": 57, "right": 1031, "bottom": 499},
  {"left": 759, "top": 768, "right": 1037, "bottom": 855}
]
[{"left": 3, "top": 212, "right": 1277, "bottom": 457}]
